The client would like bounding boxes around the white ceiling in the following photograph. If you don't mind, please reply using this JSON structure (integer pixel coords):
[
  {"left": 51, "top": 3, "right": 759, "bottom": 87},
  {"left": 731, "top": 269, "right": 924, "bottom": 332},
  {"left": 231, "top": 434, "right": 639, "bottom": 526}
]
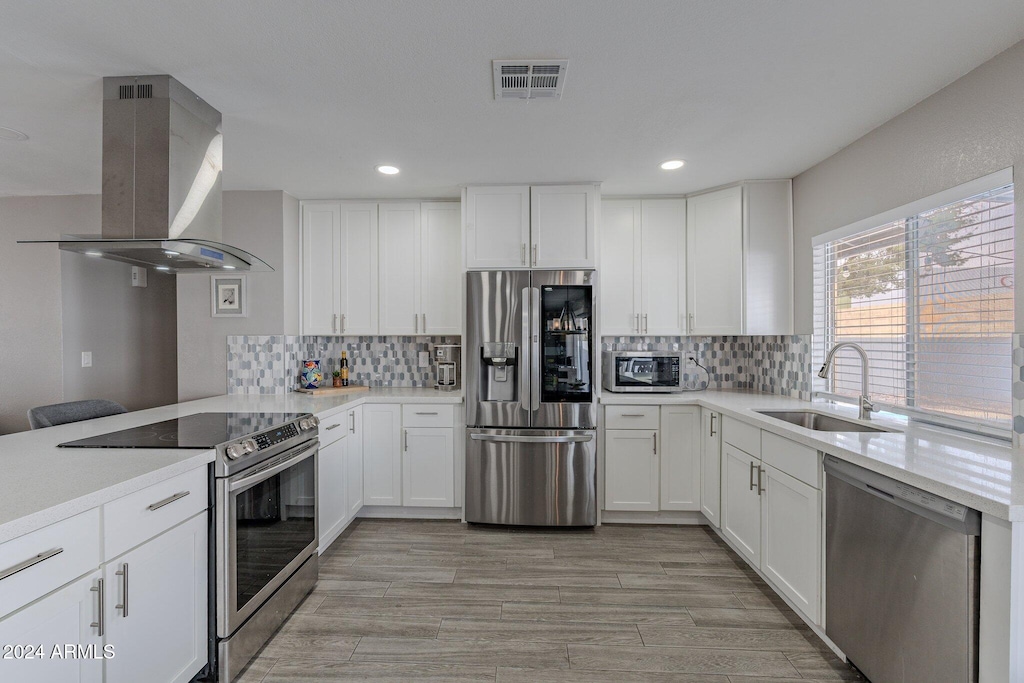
[{"left": 2, "top": 1, "right": 1024, "bottom": 200}]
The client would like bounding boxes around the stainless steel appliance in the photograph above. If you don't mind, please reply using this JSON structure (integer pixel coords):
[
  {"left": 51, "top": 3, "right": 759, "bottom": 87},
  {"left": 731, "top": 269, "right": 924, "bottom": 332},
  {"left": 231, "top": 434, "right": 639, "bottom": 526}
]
[
  {"left": 465, "top": 270, "right": 597, "bottom": 526},
  {"left": 61, "top": 412, "right": 321, "bottom": 682},
  {"left": 434, "top": 344, "right": 461, "bottom": 392},
  {"left": 603, "top": 350, "right": 685, "bottom": 393},
  {"left": 18, "top": 75, "right": 272, "bottom": 273},
  {"left": 824, "top": 455, "right": 981, "bottom": 683}
]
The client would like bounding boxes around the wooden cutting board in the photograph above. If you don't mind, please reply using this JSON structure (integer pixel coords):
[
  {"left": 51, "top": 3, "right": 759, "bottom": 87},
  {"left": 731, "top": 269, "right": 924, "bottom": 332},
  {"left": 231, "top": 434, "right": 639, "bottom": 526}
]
[{"left": 294, "top": 385, "right": 370, "bottom": 396}]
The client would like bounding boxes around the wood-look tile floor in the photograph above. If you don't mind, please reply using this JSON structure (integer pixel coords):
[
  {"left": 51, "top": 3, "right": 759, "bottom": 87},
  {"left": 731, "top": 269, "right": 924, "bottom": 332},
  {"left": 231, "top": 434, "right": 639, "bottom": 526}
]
[{"left": 239, "top": 520, "right": 864, "bottom": 682}]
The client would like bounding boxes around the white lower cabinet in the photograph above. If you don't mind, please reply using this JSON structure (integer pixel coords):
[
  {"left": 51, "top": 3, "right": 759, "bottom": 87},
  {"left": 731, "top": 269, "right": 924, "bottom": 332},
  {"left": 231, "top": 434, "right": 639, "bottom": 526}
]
[
  {"left": 402, "top": 428, "right": 454, "bottom": 507},
  {"left": 720, "top": 444, "right": 762, "bottom": 566},
  {"left": 604, "top": 428, "right": 659, "bottom": 511},
  {"left": 318, "top": 434, "right": 349, "bottom": 552},
  {"left": 347, "top": 406, "right": 364, "bottom": 517},
  {"left": 103, "top": 513, "right": 207, "bottom": 683},
  {"left": 362, "top": 404, "right": 403, "bottom": 506},
  {"left": 0, "top": 570, "right": 104, "bottom": 683},
  {"left": 700, "top": 409, "right": 722, "bottom": 527},
  {"left": 659, "top": 406, "right": 700, "bottom": 511},
  {"left": 760, "top": 463, "right": 821, "bottom": 623}
]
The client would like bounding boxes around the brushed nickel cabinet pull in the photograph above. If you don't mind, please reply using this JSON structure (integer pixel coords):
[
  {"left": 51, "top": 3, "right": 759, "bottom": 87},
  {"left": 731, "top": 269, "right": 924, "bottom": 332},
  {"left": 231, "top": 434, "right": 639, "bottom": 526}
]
[
  {"left": 90, "top": 578, "right": 105, "bottom": 636},
  {"left": 403, "top": 429, "right": 409, "bottom": 452},
  {"left": 620, "top": 413, "right": 645, "bottom": 418},
  {"left": 340, "top": 313, "right": 346, "bottom": 333},
  {"left": 115, "top": 563, "right": 128, "bottom": 617},
  {"left": 422, "top": 313, "right": 427, "bottom": 333},
  {"left": 749, "top": 461, "right": 756, "bottom": 491},
  {"left": 147, "top": 490, "right": 190, "bottom": 511},
  {"left": 710, "top": 413, "right": 717, "bottom": 436},
  {"left": 414, "top": 313, "right": 419, "bottom": 333},
  {"left": 414, "top": 411, "right": 439, "bottom": 416},
  {"left": 521, "top": 243, "right": 526, "bottom": 265},
  {"left": 653, "top": 432, "right": 657, "bottom": 455},
  {"left": 349, "top": 411, "right": 356, "bottom": 433},
  {"left": 325, "top": 424, "right": 341, "bottom": 431},
  {"left": 533, "top": 244, "right": 538, "bottom": 266},
  {"left": 758, "top": 466, "right": 765, "bottom": 495},
  {"left": 0, "top": 547, "right": 63, "bottom": 582}
]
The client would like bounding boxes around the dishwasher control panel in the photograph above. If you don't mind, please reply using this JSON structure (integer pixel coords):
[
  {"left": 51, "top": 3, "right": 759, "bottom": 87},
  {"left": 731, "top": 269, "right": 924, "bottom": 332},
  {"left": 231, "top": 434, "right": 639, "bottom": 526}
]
[{"left": 893, "top": 482, "right": 967, "bottom": 521}]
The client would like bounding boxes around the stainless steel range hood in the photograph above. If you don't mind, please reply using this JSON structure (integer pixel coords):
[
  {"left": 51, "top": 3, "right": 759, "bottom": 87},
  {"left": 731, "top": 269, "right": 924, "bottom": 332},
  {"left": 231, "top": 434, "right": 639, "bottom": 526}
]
[{"left": 20, "top": 75, "right": 272, "bottom": 273}]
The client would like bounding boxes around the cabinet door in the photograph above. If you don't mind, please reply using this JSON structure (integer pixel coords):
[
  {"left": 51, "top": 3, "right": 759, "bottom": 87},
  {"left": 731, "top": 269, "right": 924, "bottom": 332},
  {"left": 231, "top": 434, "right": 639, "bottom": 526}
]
[
  {"left": 761, "top": 464, "right": 821, "bottom": 623},
  {"left": 362, "top": 404, "right": 402, "bottom": 506},
  {"left": 0, "top": 571, "right": 103, "bottom": 683},
  {"left": 599, "top": 200, "right": 641, "bottom": 335},
  {"left": 640, "top": 199, "right": 687, "bottom": 335},
  {"left": 465, "top": 186, "right": 530, "bottom": 269},
  {"left": 347, "top": 407, "right": 364, "bottom": 516},
  {"left": 604, "top": 429, "right": 659, "bottom": 511},
  {"left": 659, "top": 405, "right": 700, "bottom": 511},
  {"left": 378, "top": 203, "right": 421, "bottom": 335},
  {"left": 402, "top": 427, "right": 455, "bottom": 507},
  {"left": 301, "top": 202, "right": 341, "bottom": 335},
  {"left": 531, "top": 185, "right": 597, "bottom": 269},
  {"left": 420, "top": 202, "right": 462, "bottom": 335},
  {"left": 339, "top": 202, "right": 379, "bottom": 334},
  {"left": 104, "top": 513, "right": 207, "bottom": 683},
  {"left": 700, "top": 410, "right": 722, "bottom": 528},
  {"left": 317, "top": 436, "right": 348, "bottom": 553},
  {"left": 720, "top": 444, "right": 761, "bottom": 566},
  {"left": 687, "top": 186, "right": 743, "bottom": 335}
]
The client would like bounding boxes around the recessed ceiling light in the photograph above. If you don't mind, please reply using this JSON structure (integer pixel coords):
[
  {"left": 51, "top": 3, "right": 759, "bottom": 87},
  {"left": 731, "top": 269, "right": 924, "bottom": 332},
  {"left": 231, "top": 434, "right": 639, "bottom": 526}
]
[
  {"left": 0, "top": 126, "right": 29, "bottom": 142},
  {"left": 84, "top": 250, "right": 102, "bottom": 257},
  {"left": 376, "top": 165, "right": 400, "bottom": 175},
  {"left": 222, "top": 265, "right": 235, "bottom": 270},
  {"left": 660, "top": 159, "right": 685, "bottom": 171},
  {"left": 155, "top": 266, "right": 170, "bottom": 271}
]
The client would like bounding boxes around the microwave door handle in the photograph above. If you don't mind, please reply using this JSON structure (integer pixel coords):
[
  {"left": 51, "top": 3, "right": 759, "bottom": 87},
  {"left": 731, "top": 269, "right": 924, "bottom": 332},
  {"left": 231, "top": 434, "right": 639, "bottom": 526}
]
[
  {"left": 531, "top": 287, "right": 541, "bottom": 411},
  {"left": 520, "top": 287, "right": 531, "bottom": 413},
  {"left": 228, "top": 440, "right": 318, "bottom": 492}
]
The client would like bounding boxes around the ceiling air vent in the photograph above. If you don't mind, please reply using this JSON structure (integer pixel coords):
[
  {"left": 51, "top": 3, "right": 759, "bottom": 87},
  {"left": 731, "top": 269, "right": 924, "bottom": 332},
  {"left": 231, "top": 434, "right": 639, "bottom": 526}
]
[{"left": 493, "top": 60, "right": 568, "bottom": 100}]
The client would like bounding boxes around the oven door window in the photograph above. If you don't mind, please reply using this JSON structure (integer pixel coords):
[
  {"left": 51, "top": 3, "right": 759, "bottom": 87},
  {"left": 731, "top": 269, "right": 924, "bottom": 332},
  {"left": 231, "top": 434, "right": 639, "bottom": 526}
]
[
  {"left": 233, "top": 454, "right": 316, "bottom": 611},
  {"left": 614, "top": 356, "right": 680, "bottom": 388}
]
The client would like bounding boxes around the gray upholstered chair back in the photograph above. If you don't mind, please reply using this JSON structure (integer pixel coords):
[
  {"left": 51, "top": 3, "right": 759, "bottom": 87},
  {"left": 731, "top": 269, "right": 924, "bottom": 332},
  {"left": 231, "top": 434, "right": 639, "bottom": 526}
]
[{"left": 28, "top": 399, "right": 127, "bottom": 429}]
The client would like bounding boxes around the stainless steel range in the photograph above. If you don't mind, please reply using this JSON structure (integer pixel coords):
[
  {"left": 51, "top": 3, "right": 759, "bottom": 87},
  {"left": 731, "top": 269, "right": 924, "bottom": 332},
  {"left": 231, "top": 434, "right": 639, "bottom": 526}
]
[{"left": 60, "top": 411, "right": 321, "bottom": 681}]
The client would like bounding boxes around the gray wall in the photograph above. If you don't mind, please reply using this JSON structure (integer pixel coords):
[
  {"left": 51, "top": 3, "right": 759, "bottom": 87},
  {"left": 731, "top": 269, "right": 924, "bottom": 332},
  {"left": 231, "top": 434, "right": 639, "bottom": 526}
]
[
  {"left": 176, "top": 190, "right": 299, "bottom": 401},
  {"left": 792, "top": 39, "right": 1024, "bottom": 334},
  {"left": 61, "top": 252, "right": 177, "bottom": 411}
]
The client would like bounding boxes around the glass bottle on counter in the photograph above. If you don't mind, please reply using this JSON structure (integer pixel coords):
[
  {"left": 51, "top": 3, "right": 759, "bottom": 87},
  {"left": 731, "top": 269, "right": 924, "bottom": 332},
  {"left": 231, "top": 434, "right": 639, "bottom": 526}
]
[{"left": 340, "top": 351, "right": 350, "bottom": 386}]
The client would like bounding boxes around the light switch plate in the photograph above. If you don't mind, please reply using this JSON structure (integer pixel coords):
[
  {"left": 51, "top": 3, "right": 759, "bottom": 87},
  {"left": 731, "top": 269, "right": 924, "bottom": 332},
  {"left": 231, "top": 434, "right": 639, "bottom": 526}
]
[{"left": 81, "top": 351, "right": 93, "bottom": 368}]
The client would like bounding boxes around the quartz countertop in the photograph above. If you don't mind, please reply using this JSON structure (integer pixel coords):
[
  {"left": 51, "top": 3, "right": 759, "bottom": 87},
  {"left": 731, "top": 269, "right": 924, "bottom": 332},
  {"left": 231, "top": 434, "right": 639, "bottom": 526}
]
[
  {"left": 0, "top": 387, "right": 461, "bottom": 543},
  {"left": 601, "top": 389, "right": 1024, "bottom": 522}
]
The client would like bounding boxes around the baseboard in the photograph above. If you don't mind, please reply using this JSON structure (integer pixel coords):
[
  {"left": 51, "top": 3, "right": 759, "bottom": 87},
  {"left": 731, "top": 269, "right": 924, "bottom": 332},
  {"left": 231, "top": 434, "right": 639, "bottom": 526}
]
[
  {"left": 357, "top": 506, "right": 463, "bottom": 520},
  {"left": 600, "top": 510, "right": 707, "bottom": 525}
]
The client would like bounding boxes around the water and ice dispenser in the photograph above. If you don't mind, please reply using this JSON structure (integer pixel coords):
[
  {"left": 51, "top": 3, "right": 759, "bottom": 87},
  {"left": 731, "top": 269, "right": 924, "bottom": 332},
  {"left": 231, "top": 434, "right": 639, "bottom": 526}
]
[{"left": 480, "top": 342, "right": 519, "bottom": 402}]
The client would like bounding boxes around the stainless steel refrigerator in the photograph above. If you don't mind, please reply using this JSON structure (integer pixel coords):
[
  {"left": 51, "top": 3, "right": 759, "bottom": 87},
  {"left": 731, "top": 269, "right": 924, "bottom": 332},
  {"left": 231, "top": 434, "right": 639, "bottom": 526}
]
[{"left": 465, "top": 270, "right": 597, "bottom": 526}]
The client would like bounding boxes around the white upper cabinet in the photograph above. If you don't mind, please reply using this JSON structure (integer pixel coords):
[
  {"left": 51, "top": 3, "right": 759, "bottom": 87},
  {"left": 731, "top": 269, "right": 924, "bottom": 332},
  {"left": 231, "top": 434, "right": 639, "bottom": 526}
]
[
  {"left": 465, "top": 184, "right": 598, "bottom": 270},
  {"left": 465, "top": 186, "right": 531, "bottom": 269},
  {"left": 531, "top": 185, "right": 597, "bottom": 269},
  {"left": 301, "top": 202, "right": 342, "bottom": 335},
  {"left": 600, "top": 198, "right": 686, "bottom": 336},
  {"left": 419, "top": 202, "right": 462, "bottom": 335},
  {"left": 686, "top": 181, "right": 793, "bottom": 335},
  {"left": 378, "top": 203, "right": 421, "bottom": 335},
  {"left": 687, "top": 186, "right": 743, "bottom": 335},
  {"left": 338, "top": 202, "right": 380, "bottom": 335}
]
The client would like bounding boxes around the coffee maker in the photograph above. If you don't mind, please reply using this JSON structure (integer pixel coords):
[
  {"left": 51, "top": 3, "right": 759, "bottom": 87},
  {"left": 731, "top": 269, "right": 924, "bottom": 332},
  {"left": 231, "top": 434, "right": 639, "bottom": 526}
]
[{"left": 434, "top": 345, "right": 461, "bottom": 392}]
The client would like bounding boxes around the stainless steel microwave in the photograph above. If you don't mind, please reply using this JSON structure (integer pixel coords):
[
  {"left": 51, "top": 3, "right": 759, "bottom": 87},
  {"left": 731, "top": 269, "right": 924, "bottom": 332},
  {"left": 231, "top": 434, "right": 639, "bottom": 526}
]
[{"left": 602, "top": 351, "right": 685, "bottom": 393}]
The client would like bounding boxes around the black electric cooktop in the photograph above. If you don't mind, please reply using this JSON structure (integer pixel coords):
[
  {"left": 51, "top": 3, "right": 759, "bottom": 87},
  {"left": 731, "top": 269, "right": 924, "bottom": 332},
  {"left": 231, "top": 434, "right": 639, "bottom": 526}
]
[{"left": 58, "top": 412, "right": 310, "bottom": 449}]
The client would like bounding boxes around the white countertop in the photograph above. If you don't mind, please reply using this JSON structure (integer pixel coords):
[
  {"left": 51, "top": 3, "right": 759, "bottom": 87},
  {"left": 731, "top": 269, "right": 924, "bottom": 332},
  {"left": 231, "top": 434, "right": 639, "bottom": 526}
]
[
  {"left": 0, "top": 388, "right": 461, "bottom": 543},
  {"left": 601, "top": 389, "right": 1024, "bottom": 522}
]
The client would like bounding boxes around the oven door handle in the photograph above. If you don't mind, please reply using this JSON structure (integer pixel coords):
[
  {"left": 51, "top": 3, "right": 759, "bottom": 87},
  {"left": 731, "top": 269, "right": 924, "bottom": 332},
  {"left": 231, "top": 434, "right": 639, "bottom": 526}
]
[
  {"left": 228, "top": 440, "right": 318, "bottom": 492},
  {"left": 471, "top": 433, "right": 593, "bottom": 444}
]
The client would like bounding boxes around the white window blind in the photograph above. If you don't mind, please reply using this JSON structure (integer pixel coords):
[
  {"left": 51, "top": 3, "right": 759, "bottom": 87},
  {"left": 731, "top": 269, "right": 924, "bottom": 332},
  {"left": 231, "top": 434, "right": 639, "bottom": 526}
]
[{"left": 813, "top": 183, "right": 1014, "bottom": 430}]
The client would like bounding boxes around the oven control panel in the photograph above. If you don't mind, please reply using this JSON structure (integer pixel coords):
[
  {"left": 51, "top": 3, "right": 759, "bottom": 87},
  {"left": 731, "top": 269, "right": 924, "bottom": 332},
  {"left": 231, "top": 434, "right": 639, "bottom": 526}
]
[{"left": 254, "top": 423, "right": 299, "bottom": 450}]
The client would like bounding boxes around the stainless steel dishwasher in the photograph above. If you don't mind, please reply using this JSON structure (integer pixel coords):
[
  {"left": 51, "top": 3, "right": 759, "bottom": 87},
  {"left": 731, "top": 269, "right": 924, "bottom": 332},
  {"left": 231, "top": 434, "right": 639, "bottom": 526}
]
[{"left": 824, "top": 455, "right": 981, "bottom": 683}]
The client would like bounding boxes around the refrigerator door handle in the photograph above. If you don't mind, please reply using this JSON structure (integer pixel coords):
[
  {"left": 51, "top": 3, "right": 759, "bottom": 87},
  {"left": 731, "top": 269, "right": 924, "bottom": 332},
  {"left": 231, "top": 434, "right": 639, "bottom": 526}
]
[
  {"left": 520, "top": 287, "right": 532, "bottom": 413},
  {"left": 470, "top": 433, "right": 594, "bottom": 444},
  {"left": 530, "top": 286, "right": 541, "bottom": 411}
]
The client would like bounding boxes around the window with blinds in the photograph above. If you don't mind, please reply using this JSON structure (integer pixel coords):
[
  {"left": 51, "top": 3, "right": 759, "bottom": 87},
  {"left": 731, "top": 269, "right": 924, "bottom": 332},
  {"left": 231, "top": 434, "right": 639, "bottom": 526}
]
[{"left": 813, "top": 182, "right": 1014, "bottom": 431}]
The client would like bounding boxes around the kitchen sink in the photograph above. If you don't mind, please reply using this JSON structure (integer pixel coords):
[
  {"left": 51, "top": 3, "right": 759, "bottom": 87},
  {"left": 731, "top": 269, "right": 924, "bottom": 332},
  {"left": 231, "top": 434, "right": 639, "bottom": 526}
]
[{"left": 755, "top": 410, "right": 893, "bottom": 433}]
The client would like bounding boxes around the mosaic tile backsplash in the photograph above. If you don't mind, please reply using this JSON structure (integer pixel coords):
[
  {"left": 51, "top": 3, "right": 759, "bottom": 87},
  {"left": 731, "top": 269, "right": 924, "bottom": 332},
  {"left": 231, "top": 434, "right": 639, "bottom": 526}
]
[
  {"left": 601, "top": 335, "right": 813, "bottom": 400},
  {"left": 227, "top": 335, "right": 460, "bottom": 394}
]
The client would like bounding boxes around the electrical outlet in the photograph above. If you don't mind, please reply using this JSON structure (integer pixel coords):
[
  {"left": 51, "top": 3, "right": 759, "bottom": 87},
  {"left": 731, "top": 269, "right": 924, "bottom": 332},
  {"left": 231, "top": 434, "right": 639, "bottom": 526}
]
[
  {"left": 81, "top": 351, "right": 93, "bottom": 368},
  {"left": 686, "top": 357, "right": 697, "bottom": 367},
  {"left": 418, "top": 351, "right": 430, "bottom": 368}
]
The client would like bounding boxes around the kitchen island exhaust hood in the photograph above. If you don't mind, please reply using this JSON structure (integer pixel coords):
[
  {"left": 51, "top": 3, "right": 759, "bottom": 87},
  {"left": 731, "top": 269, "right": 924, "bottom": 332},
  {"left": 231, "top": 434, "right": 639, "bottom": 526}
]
[{"left": 20, "top": 75, "right": 272, "bottom": 273}]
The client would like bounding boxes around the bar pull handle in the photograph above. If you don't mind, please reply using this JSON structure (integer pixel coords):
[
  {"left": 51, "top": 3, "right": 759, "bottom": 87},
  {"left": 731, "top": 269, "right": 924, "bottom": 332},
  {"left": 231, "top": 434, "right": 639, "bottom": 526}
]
[
  {"left": 349, "top": 411, "right": 356, "bottom": 433},
  {"left": 147, "top": 490, "right": 190, "bottom": 511},
  {"left": 470, "top": 433, "right": 594, "bottom": 444},
  {"left": 634, "top": 313, "right": 640, "bottom": 333},
  {"left": 530, "top": 287, "right": 541, "bottom": 411},
  {"left": 532, "top": 244, "right": 538, "bottom": 266},
  {"left": 688, "top": 313, "right": 695, "bottom": 334},
  {"left": 325, "top": 424, "right": 341, "bottom": 431},
  {"left": 403, "top": 429, "right": 409, "bottom": 452},
  {"left": 642, "top": 314, "right": 648, "bottom": 335},
  {"left": 709, "top": 413, "right": 717, "bottom": 437},
  {"left": 653, "top": 432, "right": 657, "bottom": 455},
  {"left": 414, "top": 313, "right": 419, "bottom": 334},
  {"left": 90, "top": 578, "right": 105, "bottom": 636},
  {"left": 332, "top": 313, "right": 338, "bottom": 333},
  {"left": 758, "top": 466, "right": 765, "bottom": 495},
  {"left": 749, "top": 461, "right": 756, "bottom": 492},
  {"left": 520, "top": 286, "right": 532, "bottom": 413},
  {"left": 414, "top": 411, "right": 439, "bottom": 416},
  {"left": 620, "top": 413, "right": 646, "bottom": 418},
  {"left": 115, "top": 563, "right": 128, "bottom": 617},
  {"left": 340, "top": 313, "right": 346, "bottom": 334},
  {"left": 0, "top": 547, "right": 63, "bottom": 582},
  {"left": 422, "top": 314, "right": 427, "bottom": 333},
  {"left": 521, "top": 243, "right": 526, "bottom": 265}
]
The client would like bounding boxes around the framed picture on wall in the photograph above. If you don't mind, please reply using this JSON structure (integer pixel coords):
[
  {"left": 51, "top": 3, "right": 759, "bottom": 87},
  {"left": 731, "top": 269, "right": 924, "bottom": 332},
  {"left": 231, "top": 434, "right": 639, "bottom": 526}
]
[{"left": 211, "top": 275, "right": 247, "bottom": 317}]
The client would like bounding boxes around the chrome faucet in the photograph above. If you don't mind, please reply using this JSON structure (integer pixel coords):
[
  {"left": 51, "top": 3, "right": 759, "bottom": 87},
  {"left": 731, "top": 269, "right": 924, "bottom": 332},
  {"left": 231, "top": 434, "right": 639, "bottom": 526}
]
[{"left": 818, "top": 342, "right": 875, "bottom": 420}]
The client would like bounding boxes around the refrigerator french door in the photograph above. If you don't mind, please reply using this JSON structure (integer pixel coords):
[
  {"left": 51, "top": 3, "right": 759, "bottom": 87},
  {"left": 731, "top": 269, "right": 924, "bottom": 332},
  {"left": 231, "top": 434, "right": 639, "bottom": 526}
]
[{"left": 465, "top": 270, "right": 597, "bottom": 526}]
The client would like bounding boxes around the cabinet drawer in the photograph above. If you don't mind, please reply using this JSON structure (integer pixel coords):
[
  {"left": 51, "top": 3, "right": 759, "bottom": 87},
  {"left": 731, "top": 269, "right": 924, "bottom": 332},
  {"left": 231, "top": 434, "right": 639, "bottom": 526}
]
[
  {"left": 103, "top": 466, "right": 208, "bottom": 561},
  {"left": 402, "top": 404, "right": 455, "bottom": 428},
  {"left": 722, "top": 416, "right": 761, "bottom": 457},
  {"left": 604, "top": 405, "right": 660, "bottom": 430},
  {"left": 761, "top": 432, "right": 820, "bottom": 489},
  {"left": 319, "top": 410, "right": 351, "bottom": 446},
  {"left": 0, "top": 508, "right": 100, "bottom": 619}
]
